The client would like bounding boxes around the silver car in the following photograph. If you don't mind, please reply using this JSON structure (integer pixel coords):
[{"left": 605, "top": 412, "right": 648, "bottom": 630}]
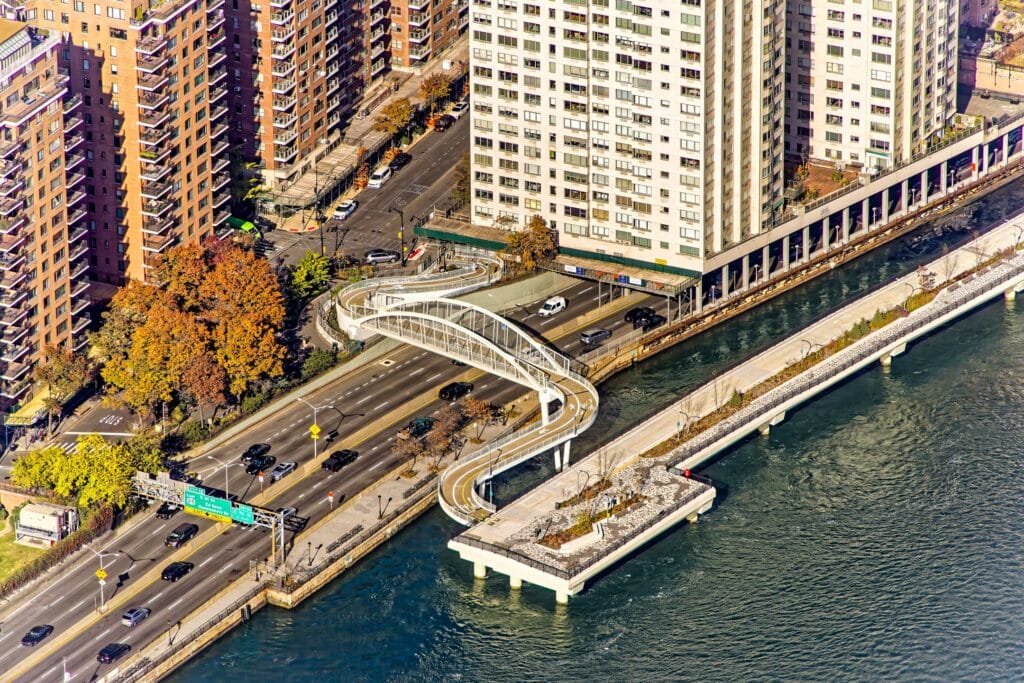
[
  {"left": 121, "top": 607, "right": 151, "bottom": 627},
  {"left": 270, "top": 461, "right": 297, "bottom": 482},
  {"left": 365, "top": 249, "right": 400, "bottom": 265}
]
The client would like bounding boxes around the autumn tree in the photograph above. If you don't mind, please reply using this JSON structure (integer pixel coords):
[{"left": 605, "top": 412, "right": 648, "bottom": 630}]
[
  {"left": 11, "top": 433, "right": 161, "bottom": 508},
  {"left": 451, "top": 153, "right": 470, "bottom": 208},
  {"left": 460, "top": 397, "right": 493, "bottom": 442},
  {"left": 500, "top": 214, "right": 556, "bottom": 273},
  {"left": 418, "top": 73, "right": 452, "bottom": 113},
  {"left": 393, "top": 436, "right": 425, "bottom": 477},
  {"left": 181, "top": 352, "right": 226, "bottom": 423},
  {"left": 88, "top": 280, "right": 162, "bottom": 366},
  {"left": 33, "top": 345, "right": 93, "bottom": 434},
  {"left": 290, "top": 250, "right": 332, "bottom": 299},
  {"left": 425, "top": 426, "right": 453, "bottom": 471},
  {"left": 373, "top": 97, "right": 415, "bottom": 138}
]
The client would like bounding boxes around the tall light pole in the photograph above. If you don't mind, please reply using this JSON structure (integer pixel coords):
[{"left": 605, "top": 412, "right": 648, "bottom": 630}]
[
  {"left": 84, "top": 544, "right": 119, "bottom": 612},
  {"left": 206, "top": 455, "right": 231, "bottom": 501},
  {"left": 296, "top": 397, "right": 328, "bottom": 461},
  {"left": 389, "top": 206, "right": 407, "bottom": 266}
]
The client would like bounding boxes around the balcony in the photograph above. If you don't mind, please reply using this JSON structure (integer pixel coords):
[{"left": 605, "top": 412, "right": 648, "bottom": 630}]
[
  {"left": 0, "top": 306, "right": 28, "bottom": 328},
  {"left": 143, "top": 233, "right": 176, "bottom": 252},
  {"left": 72, "top": 315, "right": 91, "bottom": 335},
  {"left": 136, "top": 54, "right": 168, "bottom": 73},
  {"left": 213, "top": 173, "right": 230, "bottom": 192},
  {"left": 208, "top": 29, "right": 225, "bottom": 49},
  {"left": 68, "top": 225, "right": 88, "bottom": 244},
  {"left": 214, "top": 191, "right": 230, "bottom": 208},
  {"left": 136, "top": 72, "right": 168, "bottom": 91},
  {"left": 0, "top": 140, "right": 22, "bottom": 159},
  {"left": 1, "top": 362, "right": 30, "bottom": 382},
  {"left": 0, "top": 233, "right": 26, "bottom": 254},
  {"left": 274, "top": 145, "right": 297, "bottom": 163},
  {"left": 66, "top": 190, "right": 86, "bottom": 208},
  {"left": 210, "top": 123, "right": 229, "bottom": 140},
  {"left": 272, "top": 63, "right": 296, "bottom": 78},
  {"left": 371, "top": 11, "right": 389, "bottom": 25},
  {"left": 141, "top": 181, "right": 172, "bottom": 200},
  {"left": 408, "top": 11, "right": 429, "bottom": 25},
  {"left": 270, "top": 9, "right": 294, "bottom": 24},
  {"left": 71, "top": 295, "right": 90, "bottom": 316},
  {"left": 372, "top": 0, "right": 390, "bottom": 9},
  {"left": 371, "top": 42, "right": 388, "bottom": 59},
  {"left": 0, "top": 197, "right": 22, "bottom": 217},
  {"left": 209, "top": 84, "right": 227, "bottom": 103},
  {"left": 213, "top": 209, "right": 231, "bottom": 225},
  {"left": 207, "top": 0, "right": 225, "bottom": 10},
  {"left": 66, "top": 172, "right": 85, "bottom": 189},
  {"left": 273, "top": 77, "right": 296, "bottom": 94},
  {"left": 272, "top": 96, "right": 296, "bottom": 111},
  {"left": 409, "top": 28, "right": 429, "bottom": 42},
  {"left": 140, "top": 164, "right": 171, "bottom": 182},
  {"left": 71, "top": 279, "right": 89, "bottom": 299},
  {"left": 208, "top": 50, "right": 227, "bottom": 69},
  {"left": 69, "top": 241, "right": 88, "bottom": 263},
  {"left": 0, "top": 179, "right": 24, "bottom": 197},
  {"left": 63, "top": 93, "right": 82, "bottom": 113},
  {"left": 70, "top": 260, "right": 89, "bottom": 281},
  {"left": 0, "top": 377, "right": 31, "bottom": 400},
  {"left": 139, "top": 109, "right": 171, "bottom": 128},
  {"left": 326, "top": 79, "right": 340, "bottom": 95},
  {"left": 1, "top": 324, "right": 28, "bottom": 346},
  {"left": 0, "top": 159, "right": 22, "bottom": 180},
  {"left": 135, "top": 34, "right": 167, "bottom": 55},
  {"left": 208, "top": 9, "right": 225, "bottom": 31},
  {"left": 64, "top": 113, "right": 84, "bottom": 133},
  {"left": 371, "top": 58, "right": 389, "bottom": 76},
  {"left": 275, "top": 128, "right": 298, "bottom": 145},
  {"left": 408, "top": 0, "right": 429, "bottom": 9},
  {"left": 1, "top": 342, "right": 28, "bottom": 364},
  {"left": 67, "top": 207, "right": 87, "bottom": 226},
  {"left": 270, "top": 0, "right": 291, "bottom": 7},
  {"left": 65, "top": 153, "right": 85, "bottom": 171},
  {"left": 141, "top": 200, "right": 173, "bottom": 218},
  {"left": 272, "top": 43, "right": 296, "bottom": 60},
  {"left": 65, "top": 133, "right": 84, "bottom": 151},
  {"left": 210, "top": 105, "right": 228, "bottom": 121},
  {"left": 213, "top": 156, "right": 230, "bottom": 174},
  {"left": 274, "top": 112, "right": 297, "bottom": 128},
  {"left": 325, "top": 10, "right": 338, "bottom": 26},
  {"left": 137, "top": 90, "right": 169, "bottom": 110},
  {"left": 0, "top": 217, "right": 27, "bottom": 237},
  {"left": 0, "top": 269, "right": 27, "bottom": 290},
  {"left": 271, "top": 27, "right": 296, "bottom": 42},
  {"left": 211, "top": 139, "right": 230, "bottom": 158},
  {"left": 139, "top": 127, "right": 171, "bottom": 146},
  {"left": 209, "top": 67, "right": 227, "bottom": 87}
]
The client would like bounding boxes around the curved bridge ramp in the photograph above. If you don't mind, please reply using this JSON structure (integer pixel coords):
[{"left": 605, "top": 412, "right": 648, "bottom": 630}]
[{"left": 335, "top": 248, "right": 599, "bottom": 525}]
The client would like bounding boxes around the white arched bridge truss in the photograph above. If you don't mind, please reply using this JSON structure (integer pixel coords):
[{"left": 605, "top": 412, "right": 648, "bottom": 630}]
[{"left": 335, "top": 248, "right": 599, "bottom": 525}]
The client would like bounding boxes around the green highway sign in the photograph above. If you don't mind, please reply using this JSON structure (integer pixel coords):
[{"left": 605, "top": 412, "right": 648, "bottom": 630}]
[{"left": 184, "top": 485, "right": 254, "bottom": 525}]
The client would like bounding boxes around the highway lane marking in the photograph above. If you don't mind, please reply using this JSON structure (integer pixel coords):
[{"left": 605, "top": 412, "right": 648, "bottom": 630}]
[
  {"left": 373, "top": 401, "right": 389, "bottom": 411},
  {"left": 370, "top": 461, "right": 384, "bottom": 470},
  {"left": 426, "top": 372, "right": 442, "bottom": 382},
  {"left": 218, "top": 565, "right": 233, "bottom": 574},
  {"left": 199, "top": 557, "right": 215, "bottom": 568},
  {"left": 408, "top": 368, "right": 425, "bottom": 376},
  {"left": 48, "top": 594, "right": 65, "bottom": 607},
  {"left": 69, "top": 599, "right": 86, "bottom": 612},
  {"left": 355, "top": 395, "right": 372, "bottom": 405},
  {"left": 579, "top": 287, "right": 593, "bottom": 295},
  {"left": 4, "top": 602, "right": 30, "bottom": 619},
  {"left": 96, "top": 626, "right": 113, "bottom": 639},
  {"left": 297, "top": 492, "right": 308, "bottom": 499},
  {"left": 169, "top": 597, "right": 185, "bottom": 610}
]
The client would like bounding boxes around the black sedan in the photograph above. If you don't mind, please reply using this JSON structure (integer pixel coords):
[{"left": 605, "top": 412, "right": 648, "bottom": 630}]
[
  {"left": 20, "top": 625, "right": 54, "bottom": 647},
  {"left": 434, "top": 114, "right": 456, "bottom": 132},
  {"left": 161, "top": 561, "right": 195, "bottom": 582},
  {"left": 155, "top": 502, "right": 181, "bottom": 519},
  {"left": 240, "top": 443, "right": 271, "bottom": 464},
  {"left": 439, "top": 381, "right": 473, "bottom": 402},
  {"left": 245, "top": 454, "right": 276, "bottom": 476},
  {"left": 641, "top": 314, "right": 667, "bottom": 332},
  {"left": 624, "top": 306, "right": 656, "bottom": 326},
  {"left": 388, "top": 152, "right": 412, "bottom": 171},
  {"left": 97, "top": 642, "right": 131, "bottom": 664}
]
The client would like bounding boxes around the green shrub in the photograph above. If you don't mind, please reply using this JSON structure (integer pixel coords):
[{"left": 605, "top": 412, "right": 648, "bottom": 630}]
[
  {"left": 241, "top": 391, "right": 269, "bottom": 415},
  {"left": 301, "top": 348, "right": 337, "bottom": 380},
  {"left": 178, "top": 420, "right": 209, "bottom": 447}
]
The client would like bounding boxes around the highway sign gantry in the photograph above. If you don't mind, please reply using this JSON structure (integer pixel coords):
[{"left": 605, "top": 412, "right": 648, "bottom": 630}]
[{"left": 183, "top": 485, "right": 255, "bottom": 525}]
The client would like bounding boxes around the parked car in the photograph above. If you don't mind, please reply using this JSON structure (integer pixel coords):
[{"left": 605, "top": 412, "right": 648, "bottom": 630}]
[
  {"left": 270, "top": 461, "right": 297, "bottom": 482},
  {"left": 624, "top": 307, "right": 656, "bottom": 326},
  {"left": 439, "top": 381, "right": 473, "bottom": 402},
  {"left": 20, "top": 625, "right": 54, "bottom": 647},
  {"left": 121, "top": 607, "right": 152, "bottom": 628},
  {"left": 322, "top": 449, "right": 359, "bottom": 472},
  {"left": 245, "top": 454, "right": 276, "bottom": 476},
  {"left": 580, "top": 328, "right": 612, "bottom": 346},
  {"left": 333, "top": 200, "right": 358, "bottom": 220},
  {"left": 538, "top": 296, "right": 567, "bottom": 317},
  {"left": 276, "top": 507, "right": 298, "bottom": 520},
  {"left": 155, "top": 502, "right": 181, "bottom": 520},
  {"left": 365, "top": 248, "right": 401, "bottom": 265},
  {"left": 97, "top": 643, "right": 131, "bottom": 664},
  {"left": 433, "top": 114, "right": 456, "bottom": 132},
  {"left": 161, "top": 561, "right": 194, "bottom": 582},
  {"left": 388, "top": 152, "right": 412, "bottom": 171},
  {"left": 641, "top": 314, "right": 667, "bottom": 332},
  {"left": 397, "top": 416, "right": 437, "bottom": 440},
  {"left": 450, "top": 101, "right": 470, "bottom": 119},
  {"left": 240, "top": 443, "right": 271, "bottom": 464},
  {"left": 367, "top": 166, "right": 392, "bottom": 188},
  {"left": 164, "top": 523, "right": 199, "bottom": 549}
]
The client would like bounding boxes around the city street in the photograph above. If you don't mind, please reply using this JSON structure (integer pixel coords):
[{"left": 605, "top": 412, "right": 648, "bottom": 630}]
[{"left": 3, "top": 278, "right": 667, "bottom": 682}]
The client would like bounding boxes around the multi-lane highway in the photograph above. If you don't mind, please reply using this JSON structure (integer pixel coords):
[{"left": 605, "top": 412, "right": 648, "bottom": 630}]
[{"left": 5, "top": 277, "right": 668, "bottom": 682}]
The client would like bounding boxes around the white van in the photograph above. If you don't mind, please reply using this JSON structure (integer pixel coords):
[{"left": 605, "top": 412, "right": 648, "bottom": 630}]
[{"left": 367, "top": 166, "right": 392, "bottom": 189}]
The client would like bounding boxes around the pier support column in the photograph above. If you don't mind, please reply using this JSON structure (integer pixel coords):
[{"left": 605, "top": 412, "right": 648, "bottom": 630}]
[
  {"left": 920, "top": 170, "right": 930, "bottom": 204},
  {"left": 510, "top": 575, "right": 523, "bottom": 590},
  {"left": 562, "top": 440, "right": 571, "bottom": 468},
  {"left": 900, "top": 179, "right": 909, "bottom": 214},
  {"left": 758, "top": 411, "right": 787, "bottom": 436},
  {"left": 842, "top": 207, "right": 851, "bottom": 243},
  {"left": 881, "top": 187, "right": 890, "bottom": 224},
  {"left": 822, "top": 218, "right": 831, "bottom": 252},
  {"left": 972, "top": 145, "right": 980, "bottom": 181},
  {"left": 1005, "top": 288, "right": 1016, "bottom": 301},
  {"left": 553, "top": 447, "right": 562, "bottom": 472},
  {"left": 861, "top": 198, "right": 871, "bottom": 232},
  {"left": 686, "top": 511, "right": 699, "bottom": 523},
  {"left": 473, "top": 561, "right": 488, "bottom": 579},
  {"left": 802, "top": 226, "right": 811, "bottom": 261},
  {"left": 982, "top": 143, "right": 991, "bottom": 176},
  {"left": 721, "top": 264, "right": 730, "bottom": 298},
  {"left": 741, "top": 255, "right": 750, "bottom": 289},
  {"left": 761, "top": 245, "right": 771, "bottom": 279},
  {"left": 540, "top": 393, "right": 551, "bottom": 425},
  {"left": 1002, "top": 135, "right": 1010, "bottom": 167},
  {"left": 880, "top": 342, "right": 907, "bottom": 367},
  {"left": 555, "top": 589, "right": 570, "bottom": 605},
  {"left": 940, "top": 160, "right": 948, "bottom": 193},
  {"left": 782, "top": 235, "right": 791, "bottom": 271}
]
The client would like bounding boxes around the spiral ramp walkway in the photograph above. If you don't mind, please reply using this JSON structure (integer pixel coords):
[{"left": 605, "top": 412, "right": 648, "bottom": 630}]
[{"left": 336, "top": 249, "right": 599, "bottom": 525}]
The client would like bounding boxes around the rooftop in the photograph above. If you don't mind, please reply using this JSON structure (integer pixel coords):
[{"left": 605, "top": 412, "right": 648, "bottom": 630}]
[{"left": 0, "top": 18, "right": 23, "bottom": 47}]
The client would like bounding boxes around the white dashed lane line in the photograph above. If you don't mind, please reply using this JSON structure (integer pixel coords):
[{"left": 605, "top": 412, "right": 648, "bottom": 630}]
[
  {"left": 426, "top": 372, "right": 442, "bottom": 382},
  {"left": 408, "top": 368, "right": 425, "bottom": 376},
  {"left": 373, "top": 401, "right": 389, "bottom": 411}
]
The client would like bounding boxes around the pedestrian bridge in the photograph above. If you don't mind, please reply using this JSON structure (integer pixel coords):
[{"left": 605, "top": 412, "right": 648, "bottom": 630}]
[{"left": 335, "top": 249, "right": 599, "bottom": 525}]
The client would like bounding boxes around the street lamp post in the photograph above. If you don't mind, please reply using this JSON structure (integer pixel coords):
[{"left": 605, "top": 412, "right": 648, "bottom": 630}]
[
  {"left": 871, "top": 206, "right": 880, "bottom": 226},
  {"left": 84, "top": 544, "right": 120, "bottom": 612},
  {"left": 296, "top": 396, "right": 326, "bottom": 461},
  {"left": 206, "top": 455, "right": 231, "bottom": 501},
  {"left": 389, "top": 206, "right": 407, "bottom": 266}
]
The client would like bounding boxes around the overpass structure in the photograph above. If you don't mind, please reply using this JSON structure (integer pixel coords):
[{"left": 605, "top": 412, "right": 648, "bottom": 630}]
[{"left": 335, "top": 248, "right": 600, "bottom": 525}]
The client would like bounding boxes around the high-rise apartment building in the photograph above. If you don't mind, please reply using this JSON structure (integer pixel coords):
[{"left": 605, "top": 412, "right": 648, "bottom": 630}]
[
  {"left": 22, "top": 0, "right": 233, "bottom": 285},
  {"left": 785, "top": 0, "right": 958, "bottom": 170},
  {"left": 469, "top": 0, "right": 785, "bottom": 275},
  {"left": 0, "top": 19, "right": 91, "bottom": 406},
  {"left": 390, "top": 0, "right": 468, "bottom": 70}
]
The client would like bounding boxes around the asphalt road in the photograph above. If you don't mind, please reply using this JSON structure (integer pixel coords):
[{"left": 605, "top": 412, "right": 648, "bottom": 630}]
[
  {"left": 259, "top": 114, "right": 470, "bottom": 268},
  {"left": 5, "top": 278, "right": 669, "bottom": 681}
]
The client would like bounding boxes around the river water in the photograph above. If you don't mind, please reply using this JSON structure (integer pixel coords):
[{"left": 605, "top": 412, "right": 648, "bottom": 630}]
[{"left": 174, "top": 183, "right": 1024, "bottom": 681}]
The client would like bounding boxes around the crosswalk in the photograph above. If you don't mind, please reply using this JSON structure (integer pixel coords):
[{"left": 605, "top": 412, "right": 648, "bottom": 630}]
[{"left": 54, "top": 441, "right": 78, "bottom": 455}]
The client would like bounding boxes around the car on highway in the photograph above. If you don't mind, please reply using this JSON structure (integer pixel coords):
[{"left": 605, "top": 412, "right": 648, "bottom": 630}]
[
  {"left": 204, "top": 487, "right": 239, "bottom": 503},
  {"left": 333, "top": 200, "right": 358, "bottom": 220},
  {"left": 270, "top": 461, "right": 297, "bottom": 482},
  {"left": 367, "top": 166, "right": 392, "bottom": 189},
  {"left": 580, "top": 328, "right": 612, "bottom": 346},
  {"left": 641, "top": 314, "right": 667, "bottom": 332},
  {"left": 245, "top": 453, "right": 276, "bottom": 476},
  {"left": 97, "top": 643, "right": 131, "bottom": 664},
  {"left": 121, "top": 607, "right": 152, "bottom": 627},
  {"left": 388, "top": 152, "right": 412, "bottom": 172},
  {"left": 161, "top": 561, "right": 195, "bottom": 582},
  {"left": 365, "top": 248, "right": 401, "bottom": 265},
  {"left": 450, "top": 101, "right": 470, "bottom": 119},
  {"left": 164, "top": 522, "right": 199, "bottom": 549},
  {"left": 276, "top": 507, "right": 298, "bottom": 520},
  {"left": 322, "top": 449, "right": 358, "bottom": 472},
  {"left": 434, "top": 114, "right": 456, "bottom": 132},
  {"left": 538, "top": 296, "right": 567, "bottom": 317},
  {"left": 155, "top": 502, "right": 181, "bottom": 519},
  {"left": 624, "top": 306, "right": 657, "bottom": 327},
  {"left": 439, "top": 381, "right": 473, "bottom": 402},
  {"left": 20, "top": 625, "right": 54, "bottom": 647},
  {"left": 397, "top": 416, "right": 437, "bottom": 440},
  {"left": 240, "top": 443, "right": 271, "bottom": 464}
]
